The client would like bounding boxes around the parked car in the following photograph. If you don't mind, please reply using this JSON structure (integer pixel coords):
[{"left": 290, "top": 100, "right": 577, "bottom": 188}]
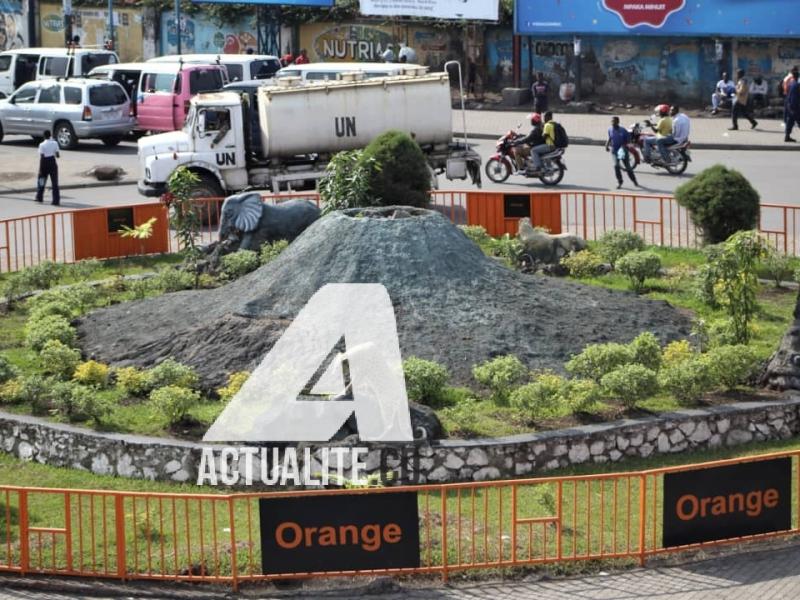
[
  {"left": 0, "top": 48, "right": 119, "bottom": 98},
  {"left": 0, "top": 78, "right": 134, "bottom": 149},
  {"left": 148, "top": 54, "right": 281, "bottom": 82},
  {"left": 87, "top": 62, "right": 146, "bottom": 111},
  {"left": 136, "top": 62, "right": 228, "bottom": 133},
  {"left": 274, "top": 62, "right": 424, "bottom": 82}
]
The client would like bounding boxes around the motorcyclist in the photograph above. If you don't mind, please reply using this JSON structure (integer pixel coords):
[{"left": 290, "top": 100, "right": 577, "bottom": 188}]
[
  {"left": 642, "top": 104, "right": 672, "bottom": 164},
  {"left": 511, "top": 112, "right": 544, "bottom": 172}
]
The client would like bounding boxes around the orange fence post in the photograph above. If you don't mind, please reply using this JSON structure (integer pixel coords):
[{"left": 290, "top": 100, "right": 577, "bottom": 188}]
[
  {"left": 441, "top": 487, "right": 448, "bottom": 582},
  {"left": 114, "top": 494, "right": 126, "bottom": 579},
  {"left": 18, "top": 490, "right": 28, "bottom": 574},
  {"left": 510, "top": 483, "right": 517, "bottom": 564},
  {"left": 638, "top": 474, "right": 647, "bottom": 567},
  {"left": 556, "top": 480, "right": 563, "bottom": 560},
  {"left": 64, "top": 492, "right": 73, "bottom": 573},
  {"left": 582, "top": 193, "right": 588, "bottom": 241},
  {"left": 229, "top": 497, "right": 239, "bottom": 591}
]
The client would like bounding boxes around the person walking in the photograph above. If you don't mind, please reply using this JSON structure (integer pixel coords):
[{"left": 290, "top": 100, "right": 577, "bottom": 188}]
[
  {"left": 531, "top": 72, "right": 549, "bottom": 113},
  {"left": 605, "top": 116, "right": 638, "bottom": 189},
  {"left": 730, "top": 69, "right": 757, "bottom": 130},
  {"left": 35, "top": 130, "right": 60, "bottom": 206},
  {"left": 786, "top": 71, "right": 800, "bottom": 143}
]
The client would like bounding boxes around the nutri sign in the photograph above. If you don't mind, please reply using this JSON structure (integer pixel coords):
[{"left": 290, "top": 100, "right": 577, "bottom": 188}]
[
  {"left": 515, "top": 0, "right": 799, "bottom": 37},
  {"left": 662, "top": 458, "right": 792, "bottom": 548},
  {"left": 259, "top": 492, "right": 420, "bottom": 575},
  {"left": 360, "top": 0, "right": 499, "bottom": 21}
]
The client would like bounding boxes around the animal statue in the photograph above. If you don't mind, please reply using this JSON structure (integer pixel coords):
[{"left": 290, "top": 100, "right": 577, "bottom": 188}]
[
  {"left": 216, "top": 192, "right": 321, "bottom": 253},
  {"left": 517, "top": 217, "right": 587, "bottom": 266}
]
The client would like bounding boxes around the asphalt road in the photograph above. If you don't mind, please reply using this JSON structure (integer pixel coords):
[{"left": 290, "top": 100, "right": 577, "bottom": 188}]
[{"left": 0, "top": 139, "right": 796, "bottom": 221}]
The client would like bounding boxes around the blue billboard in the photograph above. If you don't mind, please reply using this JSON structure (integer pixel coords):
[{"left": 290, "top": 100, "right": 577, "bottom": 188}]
[{"left": 515, "top": 0, "right": 799, "bottom": 37}]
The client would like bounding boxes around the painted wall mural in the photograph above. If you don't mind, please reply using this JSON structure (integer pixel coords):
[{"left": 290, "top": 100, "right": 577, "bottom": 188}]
[
  {"left": 0, "top": 0, "right": 26, "bottom": 50},
  {"left": 160, "top": 13, "right": 257, "bottom": 55},
  {"left": 40, "top": 2, "right": 143, "bottom": 62}
]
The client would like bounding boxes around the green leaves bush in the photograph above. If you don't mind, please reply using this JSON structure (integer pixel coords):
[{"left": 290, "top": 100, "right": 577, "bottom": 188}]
[
  {"left": 630, "top": 332, "right": 663, "bottom": 371},
  {"left": 29, "top": 300, "right": 74, "bottom": 322},
  {"left": 115, "top": 367, "right": 149, "bottom": 397},
  {"left": 616, "top": 251, "right": 662, "bottom": 292},
  {"left": 600, "top": 364, "right": 658, "bottom": 408},
  {"left": 565, "top": 343, "right": 633, "bottom": 382},
  {"left": 561, "top": 251, "right": 604, "bottom": 278},
  {"left": 705, "top": 345, "right": 760, "bottom": 389},
  {"left": 459, "top": 225, "right": 492, "bottom": 248},
  {"left": 72, "top": 360, "right": 110, "bottom": 388},
  {"left": 145, "top": 359, "right": 199, "bottom": 391},
  {"left": 511, "top": 372, "right": 598, "bottom": 419},
  {"left": 472, "top": 355, "right": 528, "bottom": 405},
  {"left": 150, "top": 268, "right": 194, "bottom": 293},
  {"left": 403, "top": 357, "right": 450, "bottom": 407},
  {"left": 597, "top": 230, "right": 645, "bottom": 267},
  {"left": 318, "top": 149, "right": 377, "bottom": 214},
  {"left": 675, "top": 165, "right": 760, "bottom": 244},
  {"left": 359, "top": 130, "right": 431, "bottom": 208},
  {"left": 259, "top": 240, "right": 289, "bottom": 265},
  {"left": 49, "top": 382, "right": 112, "bottom": 423},
  {"left": 24, "top": 315, "right": 76, "bottom": 351},
  {"left": 220, "top": 250, "right": 260, "bottom": 280},
  {"left": 150, "top": 385, "right": 200, "bottom": 426},
  {"left": 39, "top": 340, "right": 81, "bottom": 380},
  {"left": 0, "top": 356, "right": 17, "bottom": 385},
  {"left": 659, "top": 357, "right": 715, "bottom": 404},
  {"left": 216, "top": 371, "right": 251, "bottom": 403}
]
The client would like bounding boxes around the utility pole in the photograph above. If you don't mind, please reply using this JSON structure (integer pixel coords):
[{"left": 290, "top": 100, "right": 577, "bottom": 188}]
[
  {"left": 63, "top": 0, "right": 72, "bottom": 47},
  {"left": 107, "top": 0, "right": 114, "bottom": 49},
  {"left": 175, "top": 0, "right": 182, "bottom": 53}
]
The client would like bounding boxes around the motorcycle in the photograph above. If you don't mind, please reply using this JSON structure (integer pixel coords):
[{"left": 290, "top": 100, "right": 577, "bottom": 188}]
[
  {"left": 484, "top": 129, "right": 567, "bottom": 186},
  {"left": 625, "top": 121, "right": 691, "bottom": 175}
]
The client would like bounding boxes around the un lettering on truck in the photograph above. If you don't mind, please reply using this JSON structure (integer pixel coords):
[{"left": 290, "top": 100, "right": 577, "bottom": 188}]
[{"left": 257, "top": 73, "right": 453, "bottom": 158}]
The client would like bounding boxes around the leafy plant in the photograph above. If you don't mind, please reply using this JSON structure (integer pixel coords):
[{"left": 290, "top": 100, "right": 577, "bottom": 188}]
[
  {"left": 66, "top": 258, "right": 102, "bottom": 281},
  {"left": 75, "top": 389, "right": 115, "bottom": 424},
  {"left": 14, "top": 375, "right": 52, "bottom": 415},
  {"left": 39, "top": 339, "right": 81, "bottom": 380},
  {"left": 145, "top": 359, "right": 199, "bottom": 391},
  {"left": 659, "top": 357, "right": 716, "bottom": 404},
  {"left": 220, "top": 250, "right": 260, "bottom": 280},
  {"left": 600, "top": 364, "right": 658, "bottom": 408},
  {"left": 459, "top": 225, "right": 492, "bottom": 248},
  {"left": 319, "top": 149, "right": 379, "bottom": 215},
  {"left": 0, "top": 273, "right": 28, "bottom": 307},
  {"left": 115, "top": 367, "right": 149, "bottom": 397},
  {"left": 150, "top": 385, "right": 200, "bottom": 426},
  {"left": 16, "top": 261, "right": 64, "bottom": 291},
  {"left": 565, "top": 342, "right": 633, "bottom": 382},
  {"left": 29, "top": 300, "right": 75, "bottom": 322},
  {"left": 359, "top": 130, "right": 431, "bottom": 208},
  {"left": 705, "top": 345, "right": 760, "bottom": 389},
  {"left": 73, "top": 361, "right": 110, "bottom": 388},
  {"left": 0, "top": 377, "right": 24, "bottom": 404},
  {"left": 216, "top": 371, "right": 251, "bottom": 403},
  {"left": 438, "top": 398, "right": 483, "bottom": 437},
  {"left": 561, "top": 250, "right": 604, "bottom": 278},
  {"left": 150, "top": 267, "right": 194, "bottom": 293},
  {"left": 597, "top": 230, "right": 645, "bottom": 267},
  {"left": 259, "top": 240, "right": 289, "bottom": 265},
  {"left": 662, "top": 340, "right": 694, "bottom": 367},
  {"left": 0, "top": 356, "right": 17, "bottom": 385},
  {"left": 760, "top": 247, "right": 793, "bottom": 288},
  {"left": 675, "top": 165, "right": 760, "bottom": 244},
  {"left": 48, "top": 381, "right": 101, "bottom": 422},
  {"left": 616, "top": 251, "right": 662, "bottom": 292},
  {"left": 472, "top": 355, "right": 528, "bottom": 406},
  {"left": 510, "top": 372, "right": 598, "bottom": 419},
  {"left": 629, "top": 332, "right": 663, "bottom": 371},
  {"left": 24, "top": 315, "right": 76, "bottom": 351},
  {"left": 488, "top": 234, "right": 523, "bottom": 267},
  {"left": 165, "top": 167, "right": 202, "bottom": 283},
  {"left": 402, "top": 357, "right": 450, "bottom": 407}
]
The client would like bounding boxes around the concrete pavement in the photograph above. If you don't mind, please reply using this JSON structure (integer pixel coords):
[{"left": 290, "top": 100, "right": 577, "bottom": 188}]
[{"left": 3, "top": 541, "right": 800, "bottom": 599}]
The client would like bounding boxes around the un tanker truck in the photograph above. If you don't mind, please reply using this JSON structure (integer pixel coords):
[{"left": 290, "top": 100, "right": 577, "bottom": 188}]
[{"left": 137, "top": 70, "right": 481, "bottom": 197}]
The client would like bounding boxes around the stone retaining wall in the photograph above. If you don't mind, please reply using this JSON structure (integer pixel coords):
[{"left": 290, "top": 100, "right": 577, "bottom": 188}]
[{"left": 1, "top": 397, "right": 798, "bottom": 487}]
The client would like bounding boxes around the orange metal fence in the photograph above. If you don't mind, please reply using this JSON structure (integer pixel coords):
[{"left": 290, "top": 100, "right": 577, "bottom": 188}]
[
  {"left": 1, "top": 450, "right": 799, "bottom": 588},
  {"left": 2, "top": 191, "right": 800, "bottom": 273}
]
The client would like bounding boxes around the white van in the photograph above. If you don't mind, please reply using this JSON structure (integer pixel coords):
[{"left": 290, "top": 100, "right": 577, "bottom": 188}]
[
  {"left": 0, "top": 48, "right": 119, "bottom": 98},
  {"left": 274, "top": 62, "right": 425, "bottom": 82},
  {"left": 147, "top": 54, "right": 281, "bottom": 83}
]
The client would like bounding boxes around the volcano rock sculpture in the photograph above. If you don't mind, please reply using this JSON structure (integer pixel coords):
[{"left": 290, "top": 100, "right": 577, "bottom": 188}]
[
  {"left": 78, "top": 207, "right": 693, "bottom": 390},
  {"left": 761, "top": 294, "right": 800, "bottom": 391}
]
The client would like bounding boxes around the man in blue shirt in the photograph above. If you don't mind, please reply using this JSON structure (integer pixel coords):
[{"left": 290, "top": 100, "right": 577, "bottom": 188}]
[
  {"left": 786, "top": 72, "right": 800, "bottom": 143},
  {"left": 605, "top": 116, "right": 638, "bottom": 189}
]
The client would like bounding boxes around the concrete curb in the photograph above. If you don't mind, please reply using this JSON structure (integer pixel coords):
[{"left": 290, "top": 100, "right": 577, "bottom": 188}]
[{"left": 0, "top": 178, "right": 137, "bottom": 195}]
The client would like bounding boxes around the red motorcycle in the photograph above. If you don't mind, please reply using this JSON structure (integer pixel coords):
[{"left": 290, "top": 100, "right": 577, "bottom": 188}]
[
  {"left": 625, "top": 121, "right": 691, "bottom": 175},
  {"left": 484, "top": 129, "right": 567, "bottom": 186}
]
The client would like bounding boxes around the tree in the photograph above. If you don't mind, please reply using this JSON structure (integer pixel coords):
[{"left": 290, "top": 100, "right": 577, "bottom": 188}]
[
  {"left": 675, "top": 165, "right": 759, "bottom": 244},
  {"left": 359, "top": 130, "right": 432, "bottom": 208}
]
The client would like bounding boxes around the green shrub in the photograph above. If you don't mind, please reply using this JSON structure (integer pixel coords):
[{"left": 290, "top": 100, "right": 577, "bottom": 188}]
[
  {"left": 565, "top": 343, "right": 633, "bottom": 382},
  {"left": 73, "top": 360, "right": 110, "bottom": 388},
  {"left": 675, "top": 165, "right": 760, "bottom": 244},
  {"left": 616, "top": 251, "right": 662, "bottom": 292},
  {"left": 145, "top": 358, "right": 199, "bottom": 391},
  {"left": 0, "top": 377, "right": 24, "bottom": 404},
  {"left": 561, "top": 251, "right": 604, "bottom": 278},
  {"left": 129, "top": 279, "right": 151, "bottom": 300},
  {"left": 659, "top": 357, "right": 716, "bottom": 404},
  {"left": 402, "top": 357, "right": 450, "bottom": 406},
  {"left": 75, "top": 388, "right": 115, "bottom": 424},
  {"left": 760, "top": 249, "right": 793, "bottom": 288},
  {"left": 662, "top": 340, "right": 694, "bottom": 367},
  {"left": 629, "top": 332, "right": 663, "bottom": 371},
  {"left": 220, "top": 250, "right": 260, "bottom": 280},
  {"left": 705, "top": 345, "right": 760, "bottom": 389},
  {"left": 694, "top": 245, "right": 724, "bottom": 307},
  {"left": 597, "top": 230, "right": 645, "bottom": 267},
  {"left": 472, "top": 355, "right": 529, "bottom": 406},
  {"left": 459, "top": 225, "right": 492, "bottom": 248},
  {"left": 17, "top": 261, "right": 64, "bottom": 291},
  {"left": 359, "top": 130, "right": 431, "bottom": 208},
  {"left": 150, "top": 385, "right": 200, "bottom": 426},
  {"left": 151, "top": 268, "right": 193, "bottom": 293},
  {"left": 63, "top": 283, "right": 102, "bottom": 314},
  {"left": 510, "top": 373, "right": 598, "bottom": 419},
  {"left": 0, "top": 355, "right": 17, "bottom": 385},
  {"left": 259, "top": 240, "right": 289, "bottom": 265},
  {"left": 49, "top": 381, "right": 89, "bottom": 422},
  {"left": 29, "top": 300, "right": 75, "bottom": 322},
  {"left": 488, "top": 234, "right": 523, "bottom": 266},
  {"left": 115, "top": 367, "right": 149, "bottom": 397},
  {"left": 24, "top": 315, "right": 76, "bottom": 351},
  {"left": 216, "top": 371, "right": 251, "bottom": 403},
  {"left": 1, "top": 273, "right": 28, "bottom": 306},
  {"left": 14, "top": 375, "right": 52, "bottom": 415},
  {"left": 707, "top": 318, "right": 740, "bottom": 347},
  {"left": 318, "top": 149, "right": 377, "bottom": 214},
  {"left": 39, "top": 339, "right": 81, "bottom": 380},
  {"left": 66, "top": 258, "right": 102, "bottom": 281},
  {"left": 438, "top": 398, "right": 482, "bottom": 437},
  {"left": 600, "top": 365, "right": 658, "bottom": 408}
]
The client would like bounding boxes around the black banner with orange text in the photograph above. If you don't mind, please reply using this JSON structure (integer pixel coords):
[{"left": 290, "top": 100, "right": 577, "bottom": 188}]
[
  {"left": 259, "top": 492, "right": 420, "bottom": 575},
  {"left": 663, "top": 457, "right": 792, "bottom": 548}
]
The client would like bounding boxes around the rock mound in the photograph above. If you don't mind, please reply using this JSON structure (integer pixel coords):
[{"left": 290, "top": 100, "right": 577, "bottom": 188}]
[{"left": 78, "top": 207, "right": 692, "bottom": 388}]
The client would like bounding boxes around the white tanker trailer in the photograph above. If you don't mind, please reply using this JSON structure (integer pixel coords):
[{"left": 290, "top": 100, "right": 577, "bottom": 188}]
[{"left": 137, "top": 71, "right": 481, "bottom": 197}]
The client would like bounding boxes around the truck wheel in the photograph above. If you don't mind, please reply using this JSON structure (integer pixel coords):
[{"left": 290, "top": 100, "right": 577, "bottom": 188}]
[
  {"left": 54, "top": 122, "right": 78, "bottom": 150},
  {"left": 101, "top": 135, "right": 123, "bottom": 147},
  {"left": 188, "top": 173, "right": 224, "bottom": 227}
]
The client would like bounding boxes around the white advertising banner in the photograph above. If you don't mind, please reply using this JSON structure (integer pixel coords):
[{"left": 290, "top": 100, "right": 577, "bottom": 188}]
[{"left": 359, "top": 0, "right": 499, "bottom": 21}]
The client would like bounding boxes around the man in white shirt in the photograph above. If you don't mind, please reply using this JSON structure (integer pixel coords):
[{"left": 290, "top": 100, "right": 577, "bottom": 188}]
[
  {"left": 711, "top": 72, "right": 734, "bottom": 114},
  {"left": 657, "top": 105, "right": 690, "bottom": 162},
  {"left": 749, "top": 75, "right": 768, "bottom": 109},
  {"left": 35, "top": 130, "right": 60, "bottom": 206}
]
